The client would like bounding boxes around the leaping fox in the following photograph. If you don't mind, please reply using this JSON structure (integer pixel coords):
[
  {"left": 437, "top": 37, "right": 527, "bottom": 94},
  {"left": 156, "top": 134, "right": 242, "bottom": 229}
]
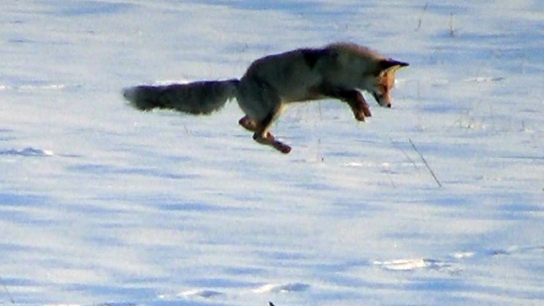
[{"left": 123, "top": 42, "right": 408, "bottom": 154}]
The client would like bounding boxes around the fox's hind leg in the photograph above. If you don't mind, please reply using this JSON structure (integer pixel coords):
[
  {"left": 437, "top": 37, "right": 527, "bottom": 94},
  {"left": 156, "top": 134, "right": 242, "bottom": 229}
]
[
  {"left": 238, "top": 115, "right": 275, "bottom": 140},
  {"left": 238, "top": 110, "right": 291, "bottom": 154},
  {"left": 236, "top": 80, "right": 291, "bottom": 153},
  {"left": 238, "top": 116, "right": 257, "bottom": 131},
  {"left": 252, "top": 109, "right": 291, "bottom": 154}
]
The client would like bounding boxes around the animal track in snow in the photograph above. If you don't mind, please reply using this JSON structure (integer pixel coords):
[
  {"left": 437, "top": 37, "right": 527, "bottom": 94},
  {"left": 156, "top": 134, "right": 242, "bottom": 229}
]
[
  {"left": 373, "top": 245, "right": 544, "bottom": 274},
  {"left": 0, "top": 147, "right": 54, "bottom": 157},
  {"left": 465, "top": 76, "right": 505, "bottom": 83},
  {"left": 178, "top": 289, "right": 225, "bottom": 299},
  {"left": 252, "top": 282, "right": 310, "bottom": 293},
  {"left": 373, "top": 258, "right": 455, "bottom": 273}
]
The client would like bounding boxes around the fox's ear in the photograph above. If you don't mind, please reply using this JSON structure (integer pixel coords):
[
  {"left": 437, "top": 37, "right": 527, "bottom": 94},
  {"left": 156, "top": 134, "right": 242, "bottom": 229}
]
[{"left": 378, "top": 59, "right": 409, "bottom": 74}]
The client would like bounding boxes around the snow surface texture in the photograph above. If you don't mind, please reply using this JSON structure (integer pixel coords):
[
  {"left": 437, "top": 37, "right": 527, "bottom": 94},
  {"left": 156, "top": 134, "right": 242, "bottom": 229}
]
[{"left": 1, "top": 1, "right": 543, "bottom": 306}]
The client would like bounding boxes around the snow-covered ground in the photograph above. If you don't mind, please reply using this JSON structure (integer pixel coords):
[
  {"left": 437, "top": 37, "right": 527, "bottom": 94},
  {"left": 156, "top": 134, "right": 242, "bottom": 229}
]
[{"left": 1, "top": 1, "right": 543, "bottom": 305}]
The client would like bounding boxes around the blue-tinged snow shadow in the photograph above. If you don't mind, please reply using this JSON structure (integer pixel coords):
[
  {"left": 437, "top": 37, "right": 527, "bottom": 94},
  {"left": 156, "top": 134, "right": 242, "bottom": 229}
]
[
  {"left": 68, "top": 163, "right": 199, "bottom": 180},
  {"left": 48, "top": 1, "right": 133, "bottom": 17},
  {"left": 186, "top": 277, "right": 257, "bottom": 289},
  {"left": 0, "top": 192, "right": 49, "bottom": 207},
  {"left": 64, "top": 283, "right": 157, "bottom": 303},
  {"left": 0, "top": 192, "right": 58, "bottom": 226},
  {"left": 146, "top": 299, "right": 230, "bottom": 306},
  {"left": 158, "top": 201, "right": 236, "bottom": 213},
  {"left": 187, "top": 0, "right": 319, "bottom": 12},
  {"left": 0, "top": 128, "right": 16, "bottom": 141}
]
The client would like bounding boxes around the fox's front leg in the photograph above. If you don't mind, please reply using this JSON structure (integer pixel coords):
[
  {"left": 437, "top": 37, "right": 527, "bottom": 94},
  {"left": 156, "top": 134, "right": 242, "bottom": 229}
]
[
  {"left": 320, "top": 86, "right": 372, "bottom": 121},
  {"left": 347, "top": 90, "right": 372, "bottom": 121}
]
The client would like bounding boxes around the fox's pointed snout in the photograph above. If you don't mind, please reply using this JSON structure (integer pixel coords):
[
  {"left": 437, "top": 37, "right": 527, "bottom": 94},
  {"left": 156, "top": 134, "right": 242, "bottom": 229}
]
[{"left": 379, "top": 101, "right": 392, "bottom": 108}]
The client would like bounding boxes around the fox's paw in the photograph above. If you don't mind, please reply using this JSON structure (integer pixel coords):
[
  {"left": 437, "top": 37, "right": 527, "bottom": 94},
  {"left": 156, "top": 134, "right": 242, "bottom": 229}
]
[
  {"left": 239, "top": 116, "right": 258, "bottom": 132},
  {"left": 354, "top": 112, "right": 366, "bottom": 122},
  {"left": 355, "top": 107, "right": 372, "bottom": 121},
  {"left": 273, "top": 142, "right": 292, "bottom": 154},
  {"left": 362, "top": 105, "right": 372, "bottom": 117}
]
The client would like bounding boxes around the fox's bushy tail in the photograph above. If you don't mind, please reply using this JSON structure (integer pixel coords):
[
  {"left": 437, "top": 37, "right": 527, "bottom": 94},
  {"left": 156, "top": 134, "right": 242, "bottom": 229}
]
[{"left": 122, "top": 79, "right": 239, "bottom": 115}]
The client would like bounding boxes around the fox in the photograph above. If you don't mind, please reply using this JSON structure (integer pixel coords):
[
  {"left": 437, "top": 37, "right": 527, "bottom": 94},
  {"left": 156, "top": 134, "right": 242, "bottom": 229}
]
[{"left": 122, "top": 42, "right": 408, "bottom": 154}]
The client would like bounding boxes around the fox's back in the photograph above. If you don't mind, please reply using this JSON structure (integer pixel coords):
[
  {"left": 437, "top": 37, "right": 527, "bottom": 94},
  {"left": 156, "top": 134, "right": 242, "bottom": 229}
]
[
  {"left": 241, "top": 48, "right": 327, "bottom": 102},
  {"left": 240, "top": 43, "right": 385, "bottom": 103}
]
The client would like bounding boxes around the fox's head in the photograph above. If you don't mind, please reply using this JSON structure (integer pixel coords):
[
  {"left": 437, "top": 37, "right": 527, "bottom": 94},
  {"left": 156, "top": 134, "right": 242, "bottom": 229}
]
[
  {"left": 369, "top": 59, "right": 409, "bottom": 108},
  {"left": 325, "top": 44, "right": 408, "bottom": 108}
]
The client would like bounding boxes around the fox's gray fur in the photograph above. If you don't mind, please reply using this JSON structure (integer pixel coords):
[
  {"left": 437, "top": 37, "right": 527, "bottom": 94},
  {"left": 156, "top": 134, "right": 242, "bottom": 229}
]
[{"left": 123, "top": 42, "right": 408, "bottom": 154}]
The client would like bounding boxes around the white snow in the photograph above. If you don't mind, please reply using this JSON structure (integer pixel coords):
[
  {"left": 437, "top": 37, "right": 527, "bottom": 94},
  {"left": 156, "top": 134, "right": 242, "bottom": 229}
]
[{"left": 1, "top": 1, "right": 543, "bottom": 306}]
